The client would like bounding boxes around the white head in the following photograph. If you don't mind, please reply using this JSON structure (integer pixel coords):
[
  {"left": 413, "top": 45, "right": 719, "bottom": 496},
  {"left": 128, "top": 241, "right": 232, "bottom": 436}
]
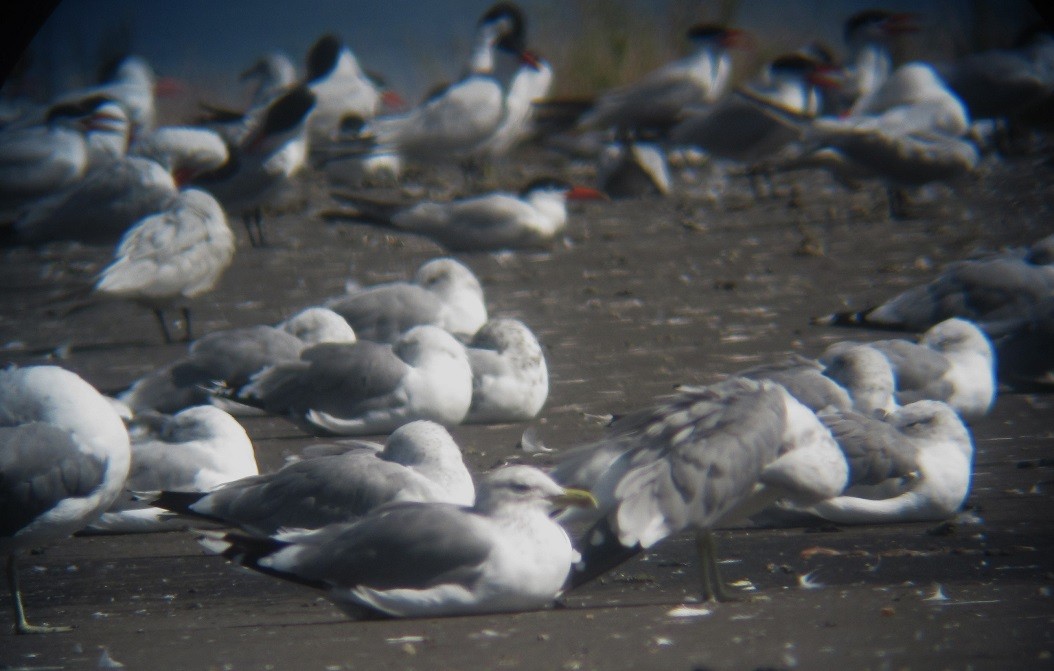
[
  {"left": 280, "top": 307, "right": 357, "bottom": 345},
  {"left": 921, "top": 319, "right": 993, "bottom": 361}
]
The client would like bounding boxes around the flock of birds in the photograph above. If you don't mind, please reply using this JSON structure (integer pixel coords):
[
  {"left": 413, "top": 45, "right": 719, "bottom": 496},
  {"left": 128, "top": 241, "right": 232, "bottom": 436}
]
[{"left": 1, "top": 2, "right": 1052, "bottom": 636}]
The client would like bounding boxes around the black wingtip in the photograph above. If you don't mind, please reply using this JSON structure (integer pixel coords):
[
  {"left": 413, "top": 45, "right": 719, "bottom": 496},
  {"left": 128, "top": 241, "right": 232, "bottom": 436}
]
[
  {"left": 567, "top": 517, "right": 644, "bottom": 590},
  {"left": 811, "top": 310, "right": 870, "bottom": 327},
  {"left": 149, "top": 490, "right": 211, "bottom": 517}
]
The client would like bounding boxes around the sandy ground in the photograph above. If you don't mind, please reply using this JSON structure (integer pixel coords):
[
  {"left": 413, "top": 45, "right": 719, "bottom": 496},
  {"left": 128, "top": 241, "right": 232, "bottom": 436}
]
[{"left": 1, "top": 150, "right": 1053, "bottom": 670}]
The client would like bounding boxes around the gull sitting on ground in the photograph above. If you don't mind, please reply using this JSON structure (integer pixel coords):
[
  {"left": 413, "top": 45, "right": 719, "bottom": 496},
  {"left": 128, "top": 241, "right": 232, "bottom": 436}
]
[
  {"left": 151, "top": 420, "right": 472, "bottom": 536},
  {"left": 86, "top": 406, "right": 258, "bottom": 534},
  {"left": 464, "top": 318, "right": 549, "bottom": 424},
  {"left": 201, "top": 465, "right": 595, "bottom": 619}
]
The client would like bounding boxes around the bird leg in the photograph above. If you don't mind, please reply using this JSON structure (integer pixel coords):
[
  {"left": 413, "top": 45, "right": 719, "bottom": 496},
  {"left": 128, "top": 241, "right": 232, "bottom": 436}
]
[
  {"left": 181, "top": 307, "right": 194, "bottom": 342},
  {"left": 7, "top": 555, "right": 71, "bottom": 635},
  {"left": 241, "top": 211, "right": 256, "bottom": 247},
  {"left": 253, "top": 207, "right": 267, "bottom": 247},
  {"left": 695, "top": 531, "right": 736, "bottom": 603},
  {"left": 153, "top": 308, "right": 174, "bottom": 344}
]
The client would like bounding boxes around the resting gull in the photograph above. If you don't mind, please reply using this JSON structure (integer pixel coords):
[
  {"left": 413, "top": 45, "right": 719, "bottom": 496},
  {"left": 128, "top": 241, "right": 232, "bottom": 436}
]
[
  {"left": 815, "top": 234, "right": 1054, "bottom": 331},
  {"left": 201, "top": 465, "right": 595, "bottom": 618},
  {"left": 464, "top": 318, "right": 548, "bottom": 424},
  {"left": 1, "top": 365, "right": 131, "bottom": 633},
  {"left": 821, "top": 318, "right": 996, "bottom": 418},
  {"left": 231, "top": 324, "right": 473, "bottom": 435},
  {"left": 119, "top": 307, "right": 355, "bottom": 414},
  {"left": 153, "top": 420, "right": 472, "bottom": 536},
  {"left": 555, "top": 377, "right": 847, "bottom": 602},
  {"left": 797, "top": 400, "right": 973, "bottom": 523},
  {"left": 737, "top": 347, "right": 897, "bottom": 416},
  {"left": 86, "top": 406, "right": 258, "bottom": 534},
  {"left": 326, "top": 257, "right": 487, "bottom": 343}
]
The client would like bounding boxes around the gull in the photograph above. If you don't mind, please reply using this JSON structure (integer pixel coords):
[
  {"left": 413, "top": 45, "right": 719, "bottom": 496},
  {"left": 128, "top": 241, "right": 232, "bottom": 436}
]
[
  {"left": 814, "top": 234, "right": 1054, "bottom": 331},
  {"left": 152, "top": 420, "right": 472, "bottom": 536},
  {"left": 201, "top": 465, "right": 595, "bottom": 619},
  {"left": 799, "top": 400, "right": 973, "bottom": 523},
  {"left": 325, "top": 178, "right": 604, "bottom": 252},
  {"left": 737, "top": 346, "right": 897, "bottom": 416},
  {"left": 577, "top": 24, "right": 749, "bottom": 134},
  {"left": 231, "top": 324, "right": 474, "bottom": 435},
  {"left": 464, "top": 318, "right": 548, "bottom": 424},
  {"left": 555, "top": 377, "right": 847, "bottom": 602},
  {"left": 85, "top": 406, "right": 258, "bottom": 534},
  {"left": 119, "top": 307, "right": 355, "bottom": 414},
  {"left": 326, "top": 257, "right": 487, "bottom": 343},
  {"left": 93, "top": 188, "right": 236, "bottom": 343},
  {"left": 821, "top": 318, "right": 996, "bottom": 419},
  {"left": 1, "top": 365, "right": 131, "bottom": 634}
]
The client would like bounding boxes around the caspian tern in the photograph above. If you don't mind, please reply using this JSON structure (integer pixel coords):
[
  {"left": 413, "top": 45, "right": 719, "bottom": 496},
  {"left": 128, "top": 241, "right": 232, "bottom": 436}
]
[
  {"left": 840, "top": 11, "right": 920, "bottom": 113},
  {"left": 477, "top": 50, "right": 553, "bottom": 158},
  {"left": 93, "top": 188, "right": 236, "bottom": 343},
  {"left": 240, "top": 51, "right": 298, "bottom": 108},
  {"left": 596, "top": 138, "right": 672, "bottom": 198},
  {"left": 577, "top": 24, "right": 749, "bottom": 134},
  {"left": 53, "top": 56, "right": 169, "bottom": 140},
  {"left": 0, "top": 96, "right": 128, "bottom": 220},
  {"left": 1, "top": 365, "right": 131, "bottom": 634},
  {"left": 304, "top": 34, "right": 382, "bottom": 146},
  {"left": 671, "top": 53, "right": 834, "bottom": 164},
  {"left": 195, "top": 85, "right": 316, "bottom": 246},
  {"left": 325, "top": 178, "right": 605, "bottom": 251}
]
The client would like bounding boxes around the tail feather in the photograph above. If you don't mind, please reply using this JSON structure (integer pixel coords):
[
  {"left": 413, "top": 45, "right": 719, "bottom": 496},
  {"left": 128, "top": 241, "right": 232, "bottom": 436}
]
[
  {"left": 147, "top": 490, "right": 216, "bottom": 520},
  {"left": 567, "top": 516, "right": 644, "bottom": 590},
  {"left": 199, "top": 530, "right": 328, "bottom": 590},
  {"left": 320, "top": 192, "right": 402, "bottom": 228}
]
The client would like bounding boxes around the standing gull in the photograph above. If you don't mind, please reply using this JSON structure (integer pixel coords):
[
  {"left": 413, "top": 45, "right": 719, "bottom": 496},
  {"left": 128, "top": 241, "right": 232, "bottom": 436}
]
[
  {"left": 556, "top": 378, "right": 846, "bottom": 602},
  {"left": 464, "top": 318, "right": 548, "bottom": 424},
  {"left": 1, "top": 366, "right": 131, "bottom": 634},
  {"left": 201, "top": 465, "right": 595, "bottom": 618},
  {"left": 231, "top": 325, "right": 473, "bottom": 435},
  {"left": 86, "top": 406, "right": 258, "bottom": 534},
  {"left": 326, "top": 257, "right": 487, "bottom": 343},
  {"left": 93, "top": 187, "right": 236, "bottom": 343},
  {"left": 153, "top": 420, "right": 472, "bottom": 536}
]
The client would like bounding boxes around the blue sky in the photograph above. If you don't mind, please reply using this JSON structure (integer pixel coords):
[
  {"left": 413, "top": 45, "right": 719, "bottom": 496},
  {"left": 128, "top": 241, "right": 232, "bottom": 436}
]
[{"left": 5, "top": 0, "right": 1044, "bottom": 106}]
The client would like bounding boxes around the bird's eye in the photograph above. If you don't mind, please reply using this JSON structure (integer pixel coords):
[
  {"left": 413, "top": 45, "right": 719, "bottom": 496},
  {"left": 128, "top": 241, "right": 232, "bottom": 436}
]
[{"left": 510, "top": 483, "right": 532, "bottom": 493}]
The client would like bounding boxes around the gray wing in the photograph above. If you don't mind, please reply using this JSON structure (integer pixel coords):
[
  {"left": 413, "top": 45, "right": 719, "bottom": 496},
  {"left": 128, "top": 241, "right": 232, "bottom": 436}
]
[
  {"left": 328, "top": 284, "right": 441, "bottom": 342},
  {"left": 1, "top": 423, "right": 109, "bottom": 536},
  {"left": 819, "top": 410, "right": 918, "bottom": 486},
  {"left": 867, "top": 340, "right": 950, "bottom": 391},
  {"left": 284, "top": 503, "right": 491, "bottom": 591},
  {"left": 243, "top": 341, "right": 408, "bottom": 416},
  {"left": 604, "top": 380, "right": 787, "bottom": 543},
  {"left": 199, "top": 451, "right": 437, "bottom": 534},
  {"left": 188, "top": 326, "right": 305, "bottom": 386},
  {"left": 738, "top": 355, "right": 853, "bottom": 413}
]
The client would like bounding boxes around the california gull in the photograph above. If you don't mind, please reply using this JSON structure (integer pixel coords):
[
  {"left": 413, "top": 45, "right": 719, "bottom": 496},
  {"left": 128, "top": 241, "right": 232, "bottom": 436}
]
[
  {"left": 822, "top": 318, "right": 996, "bottom": 418},
  {"left": 119, "top": 307, "right": 355, "bottom": 414},
  {"left": 232, "top": 324, "right": 473, "bottom": 435},
  {"left": 326, "top": 258, "right": 487, "bottom": 343},
  {"left": 1, "top": 365, "right": 131, "bottom": 633},
  {"left": 556, "top": 377, "right": 847, "bottom": 602},
  {"left": 464, "top": 318, "right": 548, "bottom": 424},
  {"left": 802, "top": 400, "right": 973, "bottom": 523},
  {"left": 93, "top": 187, "right": 235, "bottom": 343},
  {"left": 85, "top": 406, "right": 257, "bottom": 534},
  {"left": 201, "top": 465, "right": 595, "bottom": 618},
  {"left": 153, "top": 420, "right": 472, "bottom": 536}
]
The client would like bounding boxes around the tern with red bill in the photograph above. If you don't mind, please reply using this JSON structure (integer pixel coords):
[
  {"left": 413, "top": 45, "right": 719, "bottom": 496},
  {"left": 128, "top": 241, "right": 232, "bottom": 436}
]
[{"left": 324, "top": 178, "right": 605, "bottom": 252}]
